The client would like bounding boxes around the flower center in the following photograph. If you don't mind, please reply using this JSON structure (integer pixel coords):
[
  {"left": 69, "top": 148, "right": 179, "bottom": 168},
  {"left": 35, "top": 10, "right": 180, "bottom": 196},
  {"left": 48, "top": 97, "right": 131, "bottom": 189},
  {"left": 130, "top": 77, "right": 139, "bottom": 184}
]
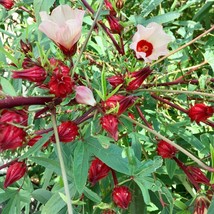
[{"left": 136, "top": 40, "right": 153, "bottom": 57}]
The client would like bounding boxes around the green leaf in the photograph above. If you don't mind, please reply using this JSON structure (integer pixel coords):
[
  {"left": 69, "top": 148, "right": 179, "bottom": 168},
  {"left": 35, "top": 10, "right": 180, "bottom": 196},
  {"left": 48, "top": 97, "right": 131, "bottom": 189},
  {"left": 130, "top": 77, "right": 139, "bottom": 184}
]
[
  {"left": 168, "top": 126, "right": 204, "bottom": 151},
  {"left": 29, "top": 156, "right": 61, "bottom": 176},
  {"left": 204, "top": 49, "right": 214, "bottom": 73},
  {"left": 73, "top": 141, "right": 90, "bottom": 193},
  {"left": 34, "top": 0, "right": 56, "bottom": 23},
  {"left": 106, "top": 84, "right": 122, "bottom": 99},
  {"left": 165, "top": 159, "right": 177, "bottom": 179},
  {"left": 144, "top": 12, "right": 180, "bottom": 25},
  {"left": 83, "top": 187, "right": 102, "bottom": 203},
  {"left": 31, "top": 189, "right": 52, "bottom": 204},
  {"left": 0, "top": 77, "right": 17, "bottom": 96},
  {"left": 19, "top": 132, "right": 53, "bottom": 160},
  {"left": 86, "top": 137, "right": 140, "bottom": 175},
  {"left": 134, "top": 178, "right": 151, "bottom": 205},
  {"left": 208, "top": 194, "right": 214, "bottom": 214},
  {"left": 101, "top": 65, "right": 107, "bottom": 100},
  {"left": 140, "top": 0, "right": 164, "bottom": 17},
  {"left": 42, "top": 184, "right": 76, "bottom": 214}
]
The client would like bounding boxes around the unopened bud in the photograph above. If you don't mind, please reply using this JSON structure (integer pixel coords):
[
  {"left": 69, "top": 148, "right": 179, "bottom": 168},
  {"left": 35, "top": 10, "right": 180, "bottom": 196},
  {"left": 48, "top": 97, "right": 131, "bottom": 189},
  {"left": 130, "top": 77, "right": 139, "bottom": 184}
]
[
  {"left": 116, "top": 0, "right": 124, "bottom": 10},
  {"left": 20, "top": 40, "right": 32, "bottom": 55}
]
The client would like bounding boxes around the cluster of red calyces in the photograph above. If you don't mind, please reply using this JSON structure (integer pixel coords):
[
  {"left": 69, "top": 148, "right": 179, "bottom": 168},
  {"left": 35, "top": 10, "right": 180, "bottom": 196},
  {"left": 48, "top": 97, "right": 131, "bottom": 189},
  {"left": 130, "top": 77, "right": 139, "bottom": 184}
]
[
  {"left": 88, "top": 157, "right": 132, "bottom": 210},
  {"left": 12, "top": 57, "right": 75, "bottom": 98}
]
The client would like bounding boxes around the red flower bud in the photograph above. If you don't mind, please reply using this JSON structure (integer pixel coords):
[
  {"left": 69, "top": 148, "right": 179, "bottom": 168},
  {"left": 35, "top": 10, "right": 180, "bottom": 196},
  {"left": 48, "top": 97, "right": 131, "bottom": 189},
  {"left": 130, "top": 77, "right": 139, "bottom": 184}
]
[
  {"left": 28, "top": 135, "right": 50, "bottom": 148},
  {"left": 104, "top": 0, "right": 116, "bottom": 16},
  {"left": 107, "top": 15, "right": 123, "bottom": 34},
  {"left": 4, "top": 162, "right": 27, "bottom": 188},
  {"left": 0, "top": 109, "right": 27, "bottom": 126},
  {"left": 20, "top": 40, "right": 32, "bottom": 55},
  {"left": 193, "top": 195, "right": 210, "bottom": 214},
  {"left": 12, "top": 66, "right": 47, "bottom": 83},
  {"left": 188, "top": 103, "right": 214, "bottom": 123},
  {"left": 48, "top": 70, "right": 74, "bottom": 98},
  {"left": 0, "top": 124, "right": 26, "bottom": 151},
  {"left": 52, "top": 121, "right": 79, "bottom": 143},
  {"left": 49, "top": 58, "right": 70, "bottom": 75},
  {"left": 102, "top": 95, "right": 125, "bottom": 113},
  {"left": 116, "top": 0, "right": 124, "bottom": 10},
  {"left": 100, "top": 114, "right": 119, "bottom": 141},
  {"left": 0, "top": 0, "right": 14, "bottom": 10},
  {"left": 118, "top": 95, "right": 137, "bottom": 115},
  {"left": 126, "top": 67, "right": 152, "bottom": 91},
  {"left": 88, "top": 158, "right": 111, "bottom": 186},
  {"left": 22, "top": 58, "right": 36, "bottom": 69},
  {"left": 186, "top": 166, "right": 210, "bottom": 186},
  {"left": 112, "top": 186, "right": 132, "bottom": 209},
  {"left": 107, "top": 75, "right": 124, "bottom": 88},
  {"left": 157, "top": 140, "right": 177, "bottom": 159}
]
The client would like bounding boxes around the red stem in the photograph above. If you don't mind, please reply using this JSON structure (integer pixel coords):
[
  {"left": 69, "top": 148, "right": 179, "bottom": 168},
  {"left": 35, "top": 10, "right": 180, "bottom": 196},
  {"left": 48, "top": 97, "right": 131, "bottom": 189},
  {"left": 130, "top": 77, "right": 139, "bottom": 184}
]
[
  {"left": 81, "top": 0, "right": 123, "bottom": 55},
  {"left": 151, "top": 93, "right": 188, "bottom": 114},
  {"left": 0, "top": 96, "right": 61, "bottom": 109},
  {"left": 136, "top": 105, "right": 153, "bottom": 129},
  {"left": 0, "top": 158, "right": 18, "bottom": 170},
  {"left": 111, "top": 169, "right": 118, "bottom": 186}
]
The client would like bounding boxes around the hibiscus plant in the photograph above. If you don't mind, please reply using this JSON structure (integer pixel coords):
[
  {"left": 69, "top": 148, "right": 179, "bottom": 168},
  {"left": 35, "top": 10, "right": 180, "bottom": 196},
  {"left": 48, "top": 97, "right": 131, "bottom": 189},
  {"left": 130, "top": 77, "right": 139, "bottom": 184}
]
[{"left": 0, "top": 0, "right": 214, "bottom": 214}]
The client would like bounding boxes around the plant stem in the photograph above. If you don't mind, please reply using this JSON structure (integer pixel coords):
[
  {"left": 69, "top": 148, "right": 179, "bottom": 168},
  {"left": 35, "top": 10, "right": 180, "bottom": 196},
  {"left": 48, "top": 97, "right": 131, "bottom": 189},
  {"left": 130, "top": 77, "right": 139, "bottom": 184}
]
[
  {"left": 121, "top": 114, "right": 214, "bottom": 172},
  {"left": 72, "top": 0, "right": 104, "bottom": 82},
  {"left": 138, "top": 88, "right": 214, "bottom": 98},
  {"left": 0, "top": 158, "right": 18, "bottom": 170},
  {"left": 51, "top": 111, "right": 73, "bottom": 214},
  {"left": 151, "top": 26, "right": 214, "bottom": 66}
]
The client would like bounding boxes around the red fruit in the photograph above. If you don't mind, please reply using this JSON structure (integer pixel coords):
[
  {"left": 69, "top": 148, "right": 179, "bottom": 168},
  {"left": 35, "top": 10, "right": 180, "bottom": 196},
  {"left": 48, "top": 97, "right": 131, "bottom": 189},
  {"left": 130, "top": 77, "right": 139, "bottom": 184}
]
[
  {"left": 126, "top": 67, "right": 152, "bottom": 91},
  {"left": 104, "top": 0, "right": 116, "bottom": 16},
  {"left": 157, "top": 140, "right": 177, "bottom": 159},
  {"left": 0, "top": 109, "right": 27, "bottom": 126},
  {"left": 107, "top": 15, "right": 123, "bottom": 34},
  {"left": 107, "top": 75, "right": 124, "bottom": 88},
  {"left": 188, "top": 103, "right": 214, "bottom": 123},
  {"left": 52, "top": 121, "right": 79, "bottom": 143},
  {"left": 112, "top": 186, "right": 132, "bottom": 209},
  {"left": 0, "top": 0, "right": 14, "bottom": 10},
  {"left": 187, "top": 166, "right": 210, "bottom": 186},
  {"left": 0, "top": 124, "right": 26, "bottom": 151},
  {"left": 48, "top": 70, "right": 74, "bottom": 98},
  {"left": 102, "top": 95, "right": 125, "bottom": 113},
  {"left": 4, "top": 162, "right": 27, "bottom": 188},
  {"left": 100, "top": 114, "right": 119, "bottom": 141},
  {"left": 118, "top": 96, "right": 137, "bottom": 115},
  {"left": 49, "top": 58, "right": 70, "bottom": 75},
  {"left": 88, "top": 158, "right": 110, "bottom": 186},
  {"left": 193, "top": 195, "right": 210, "bottom": 214},
  {"left": 12, "top": 65, "right": 47, "bottom": 83}
]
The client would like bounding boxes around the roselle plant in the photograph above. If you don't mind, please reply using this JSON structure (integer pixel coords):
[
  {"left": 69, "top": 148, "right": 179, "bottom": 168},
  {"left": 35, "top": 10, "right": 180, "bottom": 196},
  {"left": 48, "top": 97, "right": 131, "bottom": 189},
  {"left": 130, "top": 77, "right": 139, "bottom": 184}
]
[{"left": 0, "top": 0, "right": 214, "bottom": 214}]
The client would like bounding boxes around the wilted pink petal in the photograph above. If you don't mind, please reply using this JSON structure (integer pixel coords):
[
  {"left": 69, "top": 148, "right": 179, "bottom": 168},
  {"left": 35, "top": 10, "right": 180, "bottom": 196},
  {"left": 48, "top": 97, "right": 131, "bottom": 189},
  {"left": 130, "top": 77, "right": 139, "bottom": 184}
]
[
  {"left": 75, "top": 86, "right": 96, "bottom": 106},
  {"left": 130, "top": 22, "right": 171, "bottom": 62},
  {"left": 39, "top": 5, "right": 85, "bottom": 56}
]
